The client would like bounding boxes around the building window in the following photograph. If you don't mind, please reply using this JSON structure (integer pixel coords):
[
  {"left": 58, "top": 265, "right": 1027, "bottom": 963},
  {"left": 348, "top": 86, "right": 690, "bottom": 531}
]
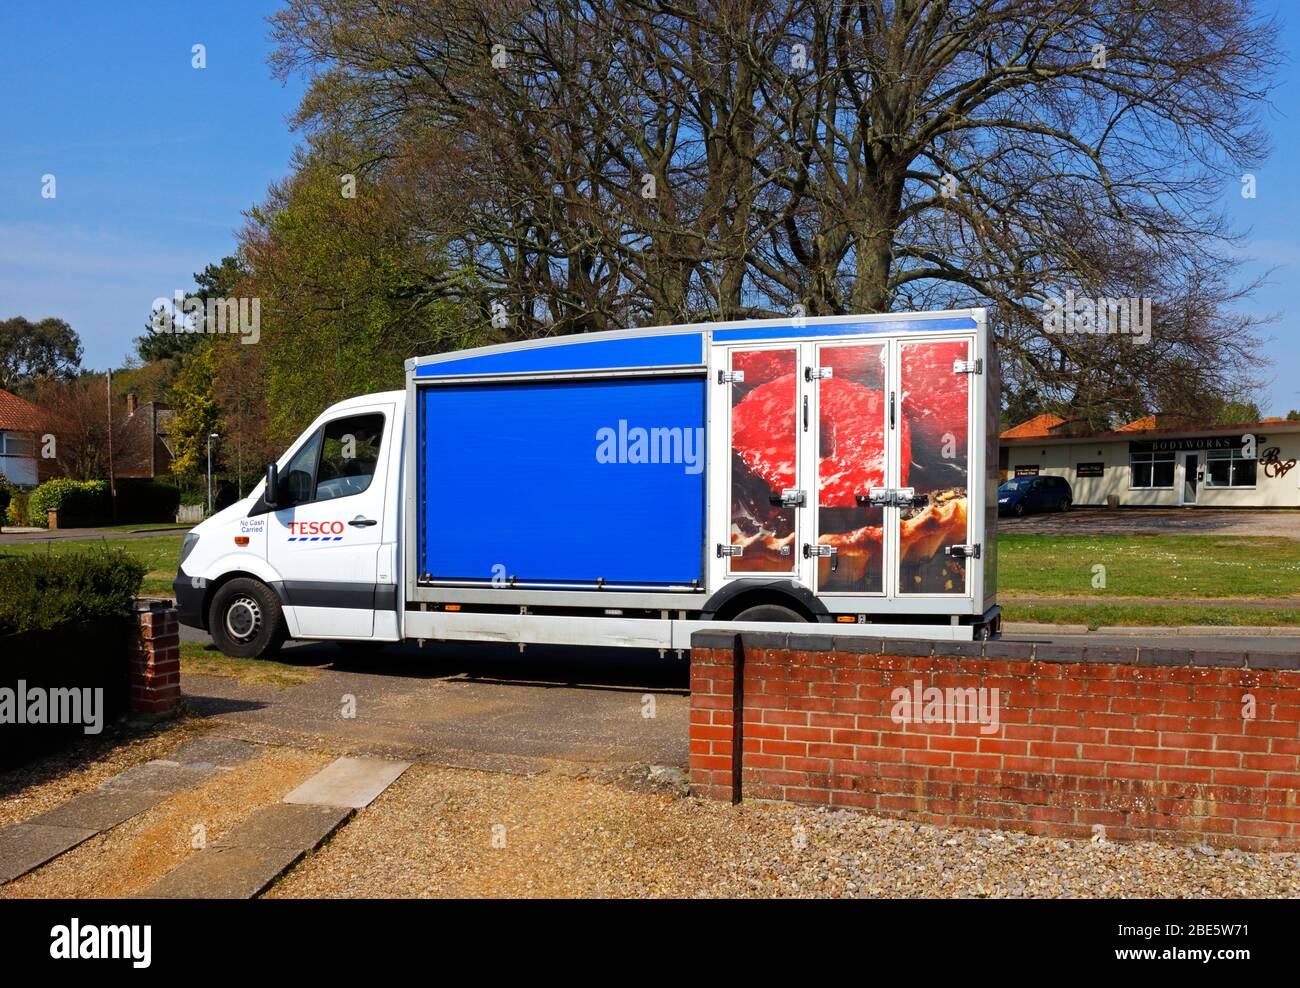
[
  {"left": 1205, "top": 448, "right": 1256, "bottom": 488},
  {"left": 0, "top": 432, "right": 35, "bottom": 457},
  {"left": 1130, "top": 450, "right": 1175, "bottom": 489}
]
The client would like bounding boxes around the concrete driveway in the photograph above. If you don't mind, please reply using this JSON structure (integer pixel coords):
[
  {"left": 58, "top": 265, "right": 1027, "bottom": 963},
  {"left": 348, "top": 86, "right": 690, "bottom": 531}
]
[
  {"left": 999, "top": 507, "right": 1300, "bottom": 538},
  {"left": 181, "top": 629, "right": 690, "bottom": 775}
]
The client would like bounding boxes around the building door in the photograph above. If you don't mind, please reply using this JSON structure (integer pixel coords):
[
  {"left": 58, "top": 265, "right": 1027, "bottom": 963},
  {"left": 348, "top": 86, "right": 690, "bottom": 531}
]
[{"left": 1182, "top": 453, "right": 1199, "bottom": 506}]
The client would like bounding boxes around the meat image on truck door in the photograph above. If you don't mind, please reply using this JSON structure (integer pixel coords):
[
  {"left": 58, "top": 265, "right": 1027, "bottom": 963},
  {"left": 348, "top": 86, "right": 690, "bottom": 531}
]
[
  {"left": 898, "top": 338, "right": 972, "bottom": 594},
  {"left": 728, "top": 348, "right": 800, "bottom": 571},
  {"left": 813, "top": 342, "right": 895, "bottom": 593}
]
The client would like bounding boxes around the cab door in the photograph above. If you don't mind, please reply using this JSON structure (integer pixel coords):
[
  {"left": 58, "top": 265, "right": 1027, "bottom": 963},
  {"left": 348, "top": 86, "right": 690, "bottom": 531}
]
[{"left": 266, "top": 403, "right": 394, "bottom": 638}]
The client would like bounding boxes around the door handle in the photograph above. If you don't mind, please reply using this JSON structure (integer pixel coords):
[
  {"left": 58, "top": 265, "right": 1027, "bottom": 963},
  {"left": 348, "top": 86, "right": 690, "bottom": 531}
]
[{"left": 348, "top": 516, "right": 378, "bottom": 528}]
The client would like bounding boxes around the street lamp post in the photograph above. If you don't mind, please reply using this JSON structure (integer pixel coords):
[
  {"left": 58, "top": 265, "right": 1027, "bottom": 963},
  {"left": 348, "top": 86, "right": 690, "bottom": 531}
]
[{"left": 207, "top": 433, "right": 220, "bottom": 515}]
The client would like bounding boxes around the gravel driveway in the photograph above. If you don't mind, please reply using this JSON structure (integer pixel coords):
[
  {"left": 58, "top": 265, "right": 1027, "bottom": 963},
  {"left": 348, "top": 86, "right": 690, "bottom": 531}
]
[{"left": 269, "top": 762, "right": 1300, "bottom": 898}]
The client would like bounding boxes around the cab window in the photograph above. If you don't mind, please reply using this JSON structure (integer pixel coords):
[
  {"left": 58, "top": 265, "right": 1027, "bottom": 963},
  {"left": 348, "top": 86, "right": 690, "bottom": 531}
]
[
  {"left": 277, "top": 412, "right": 385, "bottom": 507},
  {"left": 315, "top": 414, "right": 384, "bottom": 501},
  {"left": 282, "top": 429, "right": 322, "bottom": 506}
]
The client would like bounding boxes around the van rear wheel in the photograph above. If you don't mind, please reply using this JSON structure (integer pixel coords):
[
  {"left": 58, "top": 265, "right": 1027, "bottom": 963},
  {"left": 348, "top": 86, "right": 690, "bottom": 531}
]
[
  {"left": 733, "top": 603, "right": 806, "bottom": 623},
  {"left": 209, "top": 578, "right": 287, "bottom": 659}
]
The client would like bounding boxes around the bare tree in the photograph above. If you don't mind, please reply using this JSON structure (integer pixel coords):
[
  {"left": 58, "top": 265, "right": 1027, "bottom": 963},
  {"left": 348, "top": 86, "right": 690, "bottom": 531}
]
[{"left": 268, "top": 0, "right": 1279, "bottom": 418}]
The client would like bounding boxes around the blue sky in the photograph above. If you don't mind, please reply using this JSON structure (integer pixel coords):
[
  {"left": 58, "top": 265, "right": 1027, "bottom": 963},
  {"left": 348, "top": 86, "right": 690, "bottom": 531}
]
[{"left": 0, "top": 1, "right": 1296, "bottom": 414}]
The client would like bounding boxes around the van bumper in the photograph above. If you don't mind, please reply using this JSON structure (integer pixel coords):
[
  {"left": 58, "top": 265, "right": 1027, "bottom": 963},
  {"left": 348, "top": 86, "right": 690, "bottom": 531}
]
[{"left": 173, "top": 571, "right": 206, "bottom": 630}]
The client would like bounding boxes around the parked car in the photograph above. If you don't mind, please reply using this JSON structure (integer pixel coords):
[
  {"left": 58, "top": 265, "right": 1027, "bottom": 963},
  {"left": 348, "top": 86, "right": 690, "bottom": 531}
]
[{"left": 998, "top": 475, "right": 1072, "bottom": 516}]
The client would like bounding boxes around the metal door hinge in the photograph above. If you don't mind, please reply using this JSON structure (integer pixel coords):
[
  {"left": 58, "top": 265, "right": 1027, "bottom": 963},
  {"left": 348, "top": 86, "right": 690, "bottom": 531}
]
[
  {"left": 944, "top": 543, "right": 981, "bottom": 558},
  {"left": 718, "top": 369, "right": 745, "bottom": 384},
  {"left": 953, "top": 358, "right": 983, "bottom": 374},
  {"left": 717, "top": 544, "right": 744, "bottom": 558},
  {"left": 768, "top": 488, "right": 806, "bottom": 507},
  {"left": 805, "top": 366, "right": 833, "bottom": 381}
]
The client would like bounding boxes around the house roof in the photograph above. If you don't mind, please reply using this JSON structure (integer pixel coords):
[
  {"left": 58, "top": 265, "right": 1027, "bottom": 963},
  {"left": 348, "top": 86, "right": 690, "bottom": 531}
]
[
  {"left": 1001, "top": 413, "right": 1300, "bottom": 446},
  {"left": 1114, "top": 415, "right": 1156, "bottom": 433},
  {"left": 999, "top": 413, "right": 1064, "bottom": 440},
  {"left": 0, "top": 389, "right": 43, "bottom": 432}
]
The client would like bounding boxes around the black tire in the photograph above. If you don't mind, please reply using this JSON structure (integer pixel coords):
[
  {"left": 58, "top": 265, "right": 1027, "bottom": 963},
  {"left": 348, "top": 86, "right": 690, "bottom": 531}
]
[
  {"left": 733, "top": 603, "right": 806, "bottom": 623},
  {"left": 1013, "top": 502, "right": 1025, "bottom": 517},
  {"left": 1059, "top": 497, "right": 1072, "bottom": 512},
  {"left": 208, "top": 578, "right": 287, "bottom": 659}
]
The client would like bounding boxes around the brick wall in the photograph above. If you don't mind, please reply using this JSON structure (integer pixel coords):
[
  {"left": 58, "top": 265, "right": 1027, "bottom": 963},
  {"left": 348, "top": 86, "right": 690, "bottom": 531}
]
[
  {"left": 127, "top": 600, "right": 182, "bottom": 718},
  {"left": 690, "top": 633, "right": 1300, "bottom": 851}
]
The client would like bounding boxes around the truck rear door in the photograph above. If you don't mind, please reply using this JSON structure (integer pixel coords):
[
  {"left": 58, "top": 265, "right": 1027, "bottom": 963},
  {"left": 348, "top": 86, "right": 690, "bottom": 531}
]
[{"left": 712, "top": 331, "right": 976, "bottom": 601}]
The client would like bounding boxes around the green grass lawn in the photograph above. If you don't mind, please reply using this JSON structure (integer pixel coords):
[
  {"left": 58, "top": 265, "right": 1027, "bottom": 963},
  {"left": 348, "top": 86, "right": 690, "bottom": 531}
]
[
  {"left": 998, "top": 534, "right": 1300, "bottom": 600},
  {"left": 0, "top": 533, "right": 185, "bottom": 596},
  {"left": 1004, "top": 603, "right": 1300, "bottom": 629},
  {"left": 179, "top": 640, "right": 320, "bottom": 688}
]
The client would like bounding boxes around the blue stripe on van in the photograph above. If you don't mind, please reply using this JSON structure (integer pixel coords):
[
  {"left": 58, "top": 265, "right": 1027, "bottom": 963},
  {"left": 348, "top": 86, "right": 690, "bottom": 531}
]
[
  {"left": 711, "top": 317, "right": 976, "bottom": 342},
  {"left": 415, "top": 333, "right": 704, "bottom": 377}
]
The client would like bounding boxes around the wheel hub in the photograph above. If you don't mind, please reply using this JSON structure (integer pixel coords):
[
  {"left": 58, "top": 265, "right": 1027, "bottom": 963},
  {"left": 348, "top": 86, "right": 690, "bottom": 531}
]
[{"left": 225, "top": 595, "right": 262, "bottom": 642}]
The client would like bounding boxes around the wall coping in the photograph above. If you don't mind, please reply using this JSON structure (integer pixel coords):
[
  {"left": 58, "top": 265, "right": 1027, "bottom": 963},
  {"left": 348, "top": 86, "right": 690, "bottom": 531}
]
[{"left": 689, "top": 630, "right": 1299, "bottom": 670}]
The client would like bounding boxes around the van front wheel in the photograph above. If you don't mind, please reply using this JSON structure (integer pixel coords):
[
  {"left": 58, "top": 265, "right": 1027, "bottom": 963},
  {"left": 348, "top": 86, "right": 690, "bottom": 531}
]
[{"left": 209, "top": 578, "right": 287, "bottom": 659}]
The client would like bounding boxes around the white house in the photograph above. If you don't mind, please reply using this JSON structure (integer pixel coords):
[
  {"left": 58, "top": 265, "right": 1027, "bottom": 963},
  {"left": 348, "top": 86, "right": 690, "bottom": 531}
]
[
  {"left": 1000, "top": 413, "right": 1300, "bottom": 508},
  {"left": 0, "top": 388, "right": 42, "bottom": 487}
]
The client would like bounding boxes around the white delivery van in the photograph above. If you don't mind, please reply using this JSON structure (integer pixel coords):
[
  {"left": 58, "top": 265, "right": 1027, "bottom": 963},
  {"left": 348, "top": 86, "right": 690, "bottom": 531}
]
[{"left": 174, "top": 309, "right": 1000, "bottom": 658}]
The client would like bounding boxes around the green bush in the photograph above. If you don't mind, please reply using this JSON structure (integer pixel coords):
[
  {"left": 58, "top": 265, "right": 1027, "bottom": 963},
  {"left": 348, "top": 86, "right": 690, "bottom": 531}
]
[
  {"left": 6, "top": 491, "right": 30, "bottom": 527},
  {"left": 0, "top": 547, "right": 145, "bottom": 636},
  {"left": 0, "top": 475, "right": 10, "bottom": 520},
  {"left": 116, "top": 478, "right": 182, "bottom": 522},
  {"left": 27, "top": 478, "right": 109, "bottom": 527}
]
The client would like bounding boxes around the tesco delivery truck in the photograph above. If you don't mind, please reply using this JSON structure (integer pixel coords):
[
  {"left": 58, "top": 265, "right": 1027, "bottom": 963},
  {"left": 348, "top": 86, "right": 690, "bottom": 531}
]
[{"left": 174, "top": 309, "right": 1001, "bottom": 658}]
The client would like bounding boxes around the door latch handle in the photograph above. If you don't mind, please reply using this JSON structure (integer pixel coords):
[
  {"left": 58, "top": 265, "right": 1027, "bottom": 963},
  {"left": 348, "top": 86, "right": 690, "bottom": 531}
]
[
  {"left": 768, "top": 488, "right": 806, "bottom": 507},
  {"left": 348, "top": 516, "right": 378, "bottom": 528}
]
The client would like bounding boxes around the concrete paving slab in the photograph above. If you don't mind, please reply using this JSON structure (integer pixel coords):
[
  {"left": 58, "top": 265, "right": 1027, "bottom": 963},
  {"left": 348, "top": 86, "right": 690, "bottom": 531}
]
[
  {"left": 99, "top": 760, "right": 214, "bottom": 794},
  {"left": 214, "top": 803, "right": 352, "bottom": 851},
  {"left": 137, "top": 845, "right": 305, "bottom": 899},
  {"left": 0, "top": 823, "right": 97, "bottom": 882},
  {"left": 282, "top": 756, "right": 410, "bottom": 809},
  {"left": 169, "top": 737, "right": 261, "bottom": 769},
  {"left": 28, "top": 789, "right": 161, "bottom": 832}
]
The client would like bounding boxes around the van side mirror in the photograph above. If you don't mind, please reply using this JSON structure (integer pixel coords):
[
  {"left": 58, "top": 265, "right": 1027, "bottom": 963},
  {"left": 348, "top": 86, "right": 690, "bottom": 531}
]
[{"left": 264, "top": 462, "right": 280, "bottom": 507}]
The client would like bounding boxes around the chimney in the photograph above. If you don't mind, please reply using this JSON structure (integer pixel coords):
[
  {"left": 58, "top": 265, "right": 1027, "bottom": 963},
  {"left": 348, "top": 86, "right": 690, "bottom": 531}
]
[{"left": 126, "top": 392, "right": 138, "bottom": 416}]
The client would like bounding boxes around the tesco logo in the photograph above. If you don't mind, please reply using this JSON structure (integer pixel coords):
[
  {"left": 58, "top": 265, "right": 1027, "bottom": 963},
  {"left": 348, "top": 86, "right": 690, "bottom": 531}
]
[{"left": 288, "top": 520, "right": 344, "bottom": 536}]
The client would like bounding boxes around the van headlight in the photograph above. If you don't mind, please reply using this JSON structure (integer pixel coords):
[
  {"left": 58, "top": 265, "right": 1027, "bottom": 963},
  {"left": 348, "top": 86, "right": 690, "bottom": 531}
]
[{"left": 179, "top": 533, "right": 200, "bottom": 567}]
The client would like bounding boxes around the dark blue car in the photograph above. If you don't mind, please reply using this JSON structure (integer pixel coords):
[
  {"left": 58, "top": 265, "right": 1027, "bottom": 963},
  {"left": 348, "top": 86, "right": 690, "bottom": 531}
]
[{"left": 998, "top": 475, "right": 1072, "bottom": 516}]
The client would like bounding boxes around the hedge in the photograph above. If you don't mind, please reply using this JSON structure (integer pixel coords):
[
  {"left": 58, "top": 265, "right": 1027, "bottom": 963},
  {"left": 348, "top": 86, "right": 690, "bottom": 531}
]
[
  {"left": 28, "top": 478, "right": 109, "bottom": 527},
  {"left": 5, "top": 491, "right": 31, "bottom": 527},
  {"left": 115, "top": 478, "right": 182, "bottom": 522},
  {"left": 0, "top": 547, "right": 145, "bottom": 636},
  {"left": 0, "top": 474, "right": 10, "bottom": 519}
]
